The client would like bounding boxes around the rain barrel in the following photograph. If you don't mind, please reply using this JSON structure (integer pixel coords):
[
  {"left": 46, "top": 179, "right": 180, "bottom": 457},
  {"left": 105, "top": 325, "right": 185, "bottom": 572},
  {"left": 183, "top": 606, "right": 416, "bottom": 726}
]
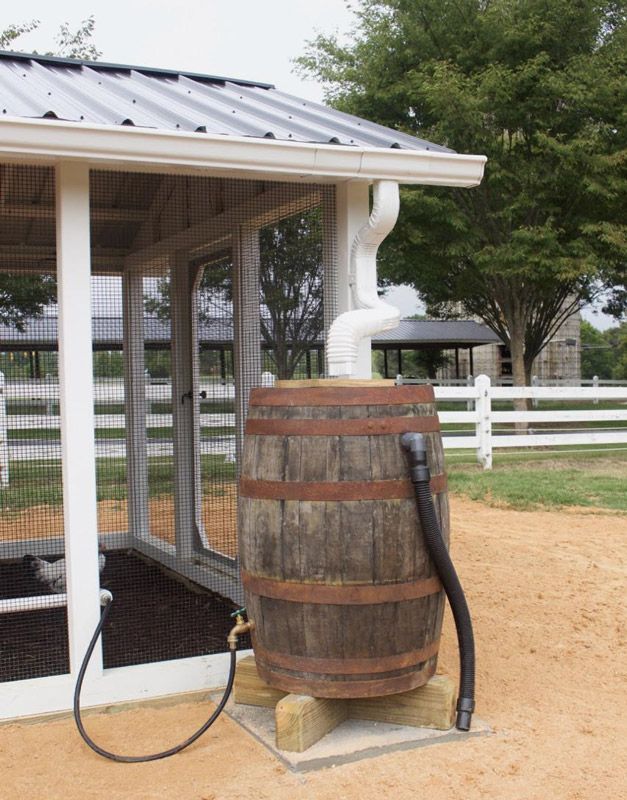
[{"left": 238, "top": 381, "right": 449, "bottom": 698}]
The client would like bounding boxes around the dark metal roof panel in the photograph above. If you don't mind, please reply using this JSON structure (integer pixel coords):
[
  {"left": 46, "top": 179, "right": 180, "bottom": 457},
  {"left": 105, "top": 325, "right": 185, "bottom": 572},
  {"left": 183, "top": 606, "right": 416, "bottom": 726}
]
[
  {"left": 0, "top": 317, "right": 501, "bottom": 349},
  {"left": 372, "top": 320, "right": 502, "bottom": 346},
  {"left": 0, "top": 51, "right": 453, "bottom": 152}
]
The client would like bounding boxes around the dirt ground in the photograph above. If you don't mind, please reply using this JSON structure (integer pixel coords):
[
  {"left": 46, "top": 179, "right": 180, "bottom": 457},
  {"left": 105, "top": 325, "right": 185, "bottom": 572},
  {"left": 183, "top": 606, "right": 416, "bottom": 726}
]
[
  {"left": 0, "top": 486, "right": 239, "bottom": 557},
  {"left": 1, "top": 496, "right": 625, "bottom": 800}
]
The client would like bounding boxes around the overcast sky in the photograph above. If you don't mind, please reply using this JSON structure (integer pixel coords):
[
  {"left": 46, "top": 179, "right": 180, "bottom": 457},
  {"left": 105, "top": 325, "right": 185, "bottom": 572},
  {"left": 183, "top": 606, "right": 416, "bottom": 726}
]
[
  {"left": 11, "top": 0, "right": 353, "bottom": 101},
  {"left": 12, "top": 1, "right": 617, "bottom": 329}
]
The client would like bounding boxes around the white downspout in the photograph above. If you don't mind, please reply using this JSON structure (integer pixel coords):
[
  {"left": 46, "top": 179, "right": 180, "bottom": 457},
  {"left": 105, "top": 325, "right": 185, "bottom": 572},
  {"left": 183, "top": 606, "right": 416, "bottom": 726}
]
[{"left": 327, "top": 180, "right": 401, "bottom": 377}]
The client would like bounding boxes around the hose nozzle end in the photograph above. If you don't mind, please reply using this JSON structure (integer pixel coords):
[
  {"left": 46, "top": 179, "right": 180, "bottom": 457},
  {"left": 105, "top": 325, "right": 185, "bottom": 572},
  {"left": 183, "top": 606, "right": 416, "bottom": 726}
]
[{"left": 455, "top": 697, "right": 475, "bottom": 731}]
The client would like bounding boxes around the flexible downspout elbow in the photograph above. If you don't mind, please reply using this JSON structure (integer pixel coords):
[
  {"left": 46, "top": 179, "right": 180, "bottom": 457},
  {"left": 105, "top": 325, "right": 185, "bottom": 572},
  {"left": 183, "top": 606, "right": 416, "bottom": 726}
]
[{"left": 327, "top": 180, "right": 401, "bottom": 376}]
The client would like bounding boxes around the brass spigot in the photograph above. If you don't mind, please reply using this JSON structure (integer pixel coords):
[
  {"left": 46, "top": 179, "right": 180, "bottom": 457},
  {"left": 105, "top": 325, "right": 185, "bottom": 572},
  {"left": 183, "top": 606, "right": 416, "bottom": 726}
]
[{"left": 227, "top": 607, "right": 255, "bottom": 650}]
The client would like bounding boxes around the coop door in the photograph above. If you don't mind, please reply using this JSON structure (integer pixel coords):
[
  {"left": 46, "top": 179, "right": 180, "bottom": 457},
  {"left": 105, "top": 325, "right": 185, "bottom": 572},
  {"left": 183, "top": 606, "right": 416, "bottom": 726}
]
[{"left": 187, "top": 252, "right": 239, "bottom": 562}]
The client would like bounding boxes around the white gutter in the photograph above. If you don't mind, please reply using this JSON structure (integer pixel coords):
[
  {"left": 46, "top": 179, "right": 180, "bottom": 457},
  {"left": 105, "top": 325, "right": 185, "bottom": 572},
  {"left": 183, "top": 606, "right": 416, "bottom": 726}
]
[
  {"left": 327, "top": 180, "right": 401, "bottom": 377},
  {"left": 0, "top": 117, "right": 486, "bottom": 187}
]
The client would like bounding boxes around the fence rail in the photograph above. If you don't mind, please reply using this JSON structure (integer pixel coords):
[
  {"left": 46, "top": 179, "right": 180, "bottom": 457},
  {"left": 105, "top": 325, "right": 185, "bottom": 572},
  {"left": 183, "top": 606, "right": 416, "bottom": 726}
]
[
  {"left": 0, "top": 374, "right": 625, "bottom": 481},
  {"left": 410, "top": 375, "right": 627, "bottom": 468}
]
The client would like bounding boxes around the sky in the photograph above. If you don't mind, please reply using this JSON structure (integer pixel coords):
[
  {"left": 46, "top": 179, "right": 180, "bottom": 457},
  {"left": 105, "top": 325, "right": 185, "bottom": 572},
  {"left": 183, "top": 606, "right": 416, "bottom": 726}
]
[
  {"left": 9, "top": 1, "right": 619, "bottom": 330},
  {"left": 9, "top": 0, "right": 353, "bottom": 102}
]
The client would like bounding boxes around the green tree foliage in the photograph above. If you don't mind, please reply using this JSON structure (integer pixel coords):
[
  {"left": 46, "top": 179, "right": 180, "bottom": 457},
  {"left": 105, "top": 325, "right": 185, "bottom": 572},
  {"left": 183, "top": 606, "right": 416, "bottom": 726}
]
[
  {"left": 1, "top": 16, "right": 101, "bottom": 59},
  {"left": 580, "top": 319, "right": 627, "bottom": 379},
  {"left": 298, "top": 0, "right": 626, "bottom": 385},
  {"left": 580, "top": 320, "right": 614, "bottom": 378},
  {"left": 606, "top": 321, "right": 627, "bottom": 379},
  {"left": 0, "top": 18, "right": 101, "bottom": 328},
  {"left": 0, "top": 273, "right": 56, "bottom": 331}
]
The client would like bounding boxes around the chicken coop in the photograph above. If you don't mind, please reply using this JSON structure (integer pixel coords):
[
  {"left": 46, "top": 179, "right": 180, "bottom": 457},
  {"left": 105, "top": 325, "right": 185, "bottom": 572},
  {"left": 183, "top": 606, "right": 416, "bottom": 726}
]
[{"left": 0, "top": 51, "right": 485, "bottom": 720}]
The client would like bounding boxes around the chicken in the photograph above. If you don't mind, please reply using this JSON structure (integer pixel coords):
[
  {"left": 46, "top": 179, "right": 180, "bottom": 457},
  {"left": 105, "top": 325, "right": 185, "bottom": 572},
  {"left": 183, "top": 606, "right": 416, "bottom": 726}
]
[{"left": 23, "top": 551, "right": 106, "bottom": 594}]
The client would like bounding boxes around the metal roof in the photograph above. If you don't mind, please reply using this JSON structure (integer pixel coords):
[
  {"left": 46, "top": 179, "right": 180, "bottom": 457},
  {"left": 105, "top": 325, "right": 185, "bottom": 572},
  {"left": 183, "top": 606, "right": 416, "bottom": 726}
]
[
  {"left": 372, "top": 319, "right": 502, "bottom": 348},
  {"left": 0, "top": 316, "right": 500, "bottom": 351},
  {"left": 0, "top": 51, "right": 453, "bottom": 152}
]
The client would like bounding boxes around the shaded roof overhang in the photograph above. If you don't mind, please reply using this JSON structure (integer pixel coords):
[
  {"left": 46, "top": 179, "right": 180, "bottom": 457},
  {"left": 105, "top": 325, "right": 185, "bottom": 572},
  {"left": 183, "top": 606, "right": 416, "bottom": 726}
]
[{"left": 0, "top": 52, "right": 486, "bottom": 186}]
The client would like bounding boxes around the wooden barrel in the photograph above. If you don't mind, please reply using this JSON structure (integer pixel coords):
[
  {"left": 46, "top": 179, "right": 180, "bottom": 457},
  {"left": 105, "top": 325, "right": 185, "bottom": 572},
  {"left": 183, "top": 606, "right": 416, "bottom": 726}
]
[{"left": 238, "top": 381, "right": 449, "bottom": 698}]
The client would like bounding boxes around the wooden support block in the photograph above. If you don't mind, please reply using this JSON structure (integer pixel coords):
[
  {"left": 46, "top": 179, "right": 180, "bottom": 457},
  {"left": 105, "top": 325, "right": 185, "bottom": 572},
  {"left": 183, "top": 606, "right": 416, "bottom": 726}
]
[
  {"left": 349, "top": 675, "right": 456, "bottom": 731},
  {"left": 233, "top": 655, "right": 288, "bottom": 708},
  {"left": 275, "top": 694, "right": 349, "bottom": 753}
]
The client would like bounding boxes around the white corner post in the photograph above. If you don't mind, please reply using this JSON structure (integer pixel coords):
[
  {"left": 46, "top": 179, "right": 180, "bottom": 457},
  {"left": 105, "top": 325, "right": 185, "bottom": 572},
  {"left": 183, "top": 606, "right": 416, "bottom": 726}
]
[
  {"left": 232, "top": 225, "right": 262, "bottom": 464},
  {"left": 322, "top": 186, "right": 338, "bottom": 344},
  {"left": 122, "top": 268, "right": 149, "bottom": 541},
  {"left": 334, "top": 181, "right": 371, "bottom": 378},
  {"left": 0, "top": 371, "right": 9, "bottom": 486},
  {"left": 475, "top": 374, "right": 492, "bottom": 470},
  {"left": 56, "top": 161, "right": 102, "bottom": 679},
  {"left": 170, "top": 252, "right": 201, "bottom": 562}
]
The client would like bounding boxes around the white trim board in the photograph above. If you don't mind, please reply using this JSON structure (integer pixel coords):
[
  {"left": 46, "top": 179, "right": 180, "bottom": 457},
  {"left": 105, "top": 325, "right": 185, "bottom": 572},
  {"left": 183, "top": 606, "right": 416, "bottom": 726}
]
[
  {"left": 0, "top": 649, "right": 252, "bottom": 721},
  {"left": 0, "top": 117, "right": 487, "bottom": 187}
]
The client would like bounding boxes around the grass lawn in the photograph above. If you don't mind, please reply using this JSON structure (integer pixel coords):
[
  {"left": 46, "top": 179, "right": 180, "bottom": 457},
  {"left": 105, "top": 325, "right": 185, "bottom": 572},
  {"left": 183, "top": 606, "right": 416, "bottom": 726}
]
[
  {"left": 2, "top": 446, "right": 625, "bottom": 515},
  {"left": 446, "top": 449, "right": 627, "bottom": 511},
  {"left": 0, "top": 455, "right": 237, "bottom": 512}
]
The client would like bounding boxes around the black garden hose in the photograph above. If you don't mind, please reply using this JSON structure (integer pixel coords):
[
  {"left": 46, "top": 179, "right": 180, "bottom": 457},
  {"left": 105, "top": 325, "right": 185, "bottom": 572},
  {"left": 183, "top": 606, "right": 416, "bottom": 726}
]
[
  {"left": 73, "top": 596, "right": 238, "bottom": 762},
  {"left": 401, "top": 432, "right": 476, "bottom": 731}
]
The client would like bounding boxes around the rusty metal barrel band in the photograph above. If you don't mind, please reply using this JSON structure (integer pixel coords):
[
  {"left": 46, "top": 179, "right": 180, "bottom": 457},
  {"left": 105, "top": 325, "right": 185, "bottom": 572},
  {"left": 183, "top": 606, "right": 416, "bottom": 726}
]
[
  {"left": 251, "top": 639, "right": 440, "bottom": 675},
  {"left": 249, "top": 385, "right": 435, "bottom": 407},
  {"left": 239, "top": 474, "right": 447, "bottom": 501},
  {"left": 255, "top": 659, "right": 438, "bottom": 699},
  {"left": 241, "top": 571, "right": 442, "bottom": 604},
  {"left": 245, "top": 415, "right": 440, "bottom": 436}
]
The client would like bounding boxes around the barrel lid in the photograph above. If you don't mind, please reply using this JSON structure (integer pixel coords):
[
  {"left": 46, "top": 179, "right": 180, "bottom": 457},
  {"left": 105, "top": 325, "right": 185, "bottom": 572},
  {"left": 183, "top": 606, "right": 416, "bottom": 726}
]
[
  {"left": 274, "top": 379, "right": 395, "bottom": 388},
  {"left": 250, "top": 382, "right": 436, "bottom": 406}
]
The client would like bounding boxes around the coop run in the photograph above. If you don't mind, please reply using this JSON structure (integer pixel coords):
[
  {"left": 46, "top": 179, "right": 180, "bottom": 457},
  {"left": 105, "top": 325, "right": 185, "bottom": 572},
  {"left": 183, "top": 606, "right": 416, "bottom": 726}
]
[{"left": 0, "top": 51, "right": 484, "bottom": 720}]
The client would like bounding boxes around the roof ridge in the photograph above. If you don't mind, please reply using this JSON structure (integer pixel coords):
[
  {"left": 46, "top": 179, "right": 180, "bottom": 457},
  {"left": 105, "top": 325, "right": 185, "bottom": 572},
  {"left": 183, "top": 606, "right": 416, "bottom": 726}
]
[{"left": 0, "top": 49, "right": 274, "bottom": 90}]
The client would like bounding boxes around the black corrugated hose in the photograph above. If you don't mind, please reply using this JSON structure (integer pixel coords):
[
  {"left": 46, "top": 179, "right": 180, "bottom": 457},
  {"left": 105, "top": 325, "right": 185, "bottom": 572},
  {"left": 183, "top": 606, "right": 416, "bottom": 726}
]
[
  {"left": 73, "top": 597, "right": 237, "bottom": 762},
  {"left": 401, "top": 432, "right": 476, "bottom": 731}
]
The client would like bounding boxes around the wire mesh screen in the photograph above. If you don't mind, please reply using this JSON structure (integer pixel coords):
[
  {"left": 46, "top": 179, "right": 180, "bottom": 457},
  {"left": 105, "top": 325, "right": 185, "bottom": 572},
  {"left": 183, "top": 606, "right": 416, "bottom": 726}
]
[
  {"left": 0, "top": 164, "right": 70, "bottom": 681},
  {"left": 88, "top": 170, "right": 337, "bottom": 669}
]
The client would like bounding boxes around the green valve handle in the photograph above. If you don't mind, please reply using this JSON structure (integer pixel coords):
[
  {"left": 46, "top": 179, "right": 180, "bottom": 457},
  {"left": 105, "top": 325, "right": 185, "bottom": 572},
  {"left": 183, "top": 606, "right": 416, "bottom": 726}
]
[{"left": 230, "top": 607, "right": 246, "bottom": 619}]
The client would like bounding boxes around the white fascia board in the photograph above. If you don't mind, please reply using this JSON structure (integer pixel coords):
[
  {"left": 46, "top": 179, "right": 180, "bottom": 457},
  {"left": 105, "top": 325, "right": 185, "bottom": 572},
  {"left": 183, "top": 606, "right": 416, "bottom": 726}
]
[{"left": 0, "top": 117, "right": 486, "bottom": 187}]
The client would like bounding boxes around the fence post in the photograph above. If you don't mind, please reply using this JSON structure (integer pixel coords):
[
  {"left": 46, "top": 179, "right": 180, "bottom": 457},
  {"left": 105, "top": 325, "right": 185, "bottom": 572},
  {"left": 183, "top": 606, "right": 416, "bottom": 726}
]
[
  {"left": 532, "top": 375, "right": 539, "bottom": 408},
  {"left": 593, "top": 375, "right": 599, "bottom": 405},
  {"left": 475, "top": 374, "right": 492, "bottom": 470},
  {"left": 0, "top": 372, "right": 8, "bottom": 486}
]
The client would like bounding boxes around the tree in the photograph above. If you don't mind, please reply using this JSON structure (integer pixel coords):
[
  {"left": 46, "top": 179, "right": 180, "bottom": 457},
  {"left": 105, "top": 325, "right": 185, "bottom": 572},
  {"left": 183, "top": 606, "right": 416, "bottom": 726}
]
[
  {"left": 1, "top": 16, "right": 101, "bottom": 59},
  {"left": 607, "top": 321, "right": 627, "bottom": 379},
  {"left": 0, "top": 17, "right": 101, "bottom": 327},
  {"left": 258, "top": 211, "right": 324, "bottom": 379},
  {"left": 580, "top": 320, "right": 614, "bottom": 378},
  {"left": 298, "top": 0, "right": 626, "bottom": 386},
  {"left": 145, "top": 209, "right": 325, "bottom": 380}
]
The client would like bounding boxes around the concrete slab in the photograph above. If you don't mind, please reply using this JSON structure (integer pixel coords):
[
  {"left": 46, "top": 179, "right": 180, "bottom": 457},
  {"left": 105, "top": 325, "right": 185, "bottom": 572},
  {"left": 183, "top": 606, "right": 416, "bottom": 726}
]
[{"left": 221, "top": 696, "right": 491, "bottom": 772}]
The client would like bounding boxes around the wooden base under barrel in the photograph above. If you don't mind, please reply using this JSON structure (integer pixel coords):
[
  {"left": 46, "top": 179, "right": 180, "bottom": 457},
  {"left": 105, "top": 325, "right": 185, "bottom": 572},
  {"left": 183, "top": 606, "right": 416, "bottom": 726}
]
[
  {"left": 239, "top": 379, "right": 449, "bottom": 699},
  {"left": 234, "top": 655, "right": 457, "bottom": 753}
]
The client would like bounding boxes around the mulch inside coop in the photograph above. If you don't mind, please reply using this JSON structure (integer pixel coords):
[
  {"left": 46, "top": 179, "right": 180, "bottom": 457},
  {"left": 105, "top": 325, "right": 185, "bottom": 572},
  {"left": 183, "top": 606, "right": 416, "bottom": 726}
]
[{"left": 0, "top": 550, "right": 245, "bottom": 683}]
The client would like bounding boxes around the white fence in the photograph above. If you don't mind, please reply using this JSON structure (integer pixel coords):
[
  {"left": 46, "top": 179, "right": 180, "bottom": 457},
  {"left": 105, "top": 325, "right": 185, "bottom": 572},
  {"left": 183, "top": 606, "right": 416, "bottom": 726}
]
[
  {"left": 426, "top": 375, "right": 627, "bottom": 468},
  {"left": 0, "top": 374, "right": 626, "bottom": 482}
]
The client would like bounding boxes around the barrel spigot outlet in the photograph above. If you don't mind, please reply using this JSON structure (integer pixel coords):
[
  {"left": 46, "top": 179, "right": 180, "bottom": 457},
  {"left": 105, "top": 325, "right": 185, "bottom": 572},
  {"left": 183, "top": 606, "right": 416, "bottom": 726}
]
[{"left": 227, "top": 607, "right": 255, "bottom": 650}]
